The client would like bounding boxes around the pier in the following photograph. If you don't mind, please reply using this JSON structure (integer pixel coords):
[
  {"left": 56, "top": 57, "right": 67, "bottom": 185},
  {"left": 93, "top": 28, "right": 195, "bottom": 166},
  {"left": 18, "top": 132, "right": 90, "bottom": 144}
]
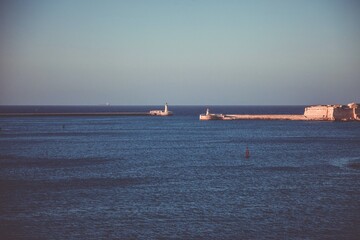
[
  {"left": 200, "top": 103, "right": 360, "bottom": 121},
  {"left": 0, "top": 103, "right": 174, "bottom": 118},
  {"left": 222, "top": 114, "right": 306, "bottom": 121},
  {"left": 0, "top": 112, "right": 151, "bottom": 117},
  {"left": 199, "top": 113, "right": 307, "bottom": 121}
]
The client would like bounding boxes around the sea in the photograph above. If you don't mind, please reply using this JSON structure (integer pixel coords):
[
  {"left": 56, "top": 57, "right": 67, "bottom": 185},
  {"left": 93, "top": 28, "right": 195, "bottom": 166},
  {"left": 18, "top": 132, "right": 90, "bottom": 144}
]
[{"left": 0, "top": 105, "right": 359, "bottom": 239}]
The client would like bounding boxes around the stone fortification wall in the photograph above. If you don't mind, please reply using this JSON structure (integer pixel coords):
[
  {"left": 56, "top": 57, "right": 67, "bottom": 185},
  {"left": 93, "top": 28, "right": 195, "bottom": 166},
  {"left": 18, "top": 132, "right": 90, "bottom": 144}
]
[
  {"left": 304, "top": 104, "right": 359, "bottom": 121},
  {"left": 304, "top": 106, "right": 333, "bottom": 120},
  {"left": 355, "top": 108, "right": 360, "bottom": 119},
  {"left": 349, "top": 103, "right": 360, "bottom": 120},
  {"left": 333, "top": 107, "right": 354, "bottom": 121}
]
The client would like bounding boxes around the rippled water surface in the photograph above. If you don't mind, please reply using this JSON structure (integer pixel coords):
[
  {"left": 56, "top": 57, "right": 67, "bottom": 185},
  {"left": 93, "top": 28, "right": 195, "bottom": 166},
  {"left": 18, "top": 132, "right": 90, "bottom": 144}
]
[{"left": 0, "top": 106, "right": 359, "bottom": 239}]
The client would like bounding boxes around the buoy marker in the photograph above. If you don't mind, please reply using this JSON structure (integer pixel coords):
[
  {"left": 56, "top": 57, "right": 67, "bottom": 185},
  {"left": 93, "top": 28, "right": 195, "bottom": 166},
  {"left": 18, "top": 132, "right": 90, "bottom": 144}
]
[{"left": 245, "top": 146, "right": 250, "bottom": 158}]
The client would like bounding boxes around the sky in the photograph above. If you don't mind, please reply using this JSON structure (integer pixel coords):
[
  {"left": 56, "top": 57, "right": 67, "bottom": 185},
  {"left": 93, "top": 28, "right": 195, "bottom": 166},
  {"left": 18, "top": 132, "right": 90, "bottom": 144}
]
[{"left": 0, "top": 0, "right": 359, "bottom": 105}]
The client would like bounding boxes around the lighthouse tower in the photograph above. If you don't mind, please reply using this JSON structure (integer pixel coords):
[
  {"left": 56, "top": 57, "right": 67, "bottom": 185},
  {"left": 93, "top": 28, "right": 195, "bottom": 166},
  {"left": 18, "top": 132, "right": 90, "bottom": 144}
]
[
  {"left": 149, "top": 102, "right": 173, "bottom": 116},
  {"left": 164, "top": 103, "right": 168, "bottom": 113}
]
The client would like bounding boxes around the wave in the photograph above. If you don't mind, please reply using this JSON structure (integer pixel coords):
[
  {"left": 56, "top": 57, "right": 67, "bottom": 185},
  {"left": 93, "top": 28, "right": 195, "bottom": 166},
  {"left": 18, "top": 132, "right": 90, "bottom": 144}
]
[
  {"left": 329, "top": 156, "right": 360, "bottom": 170},
  {"left": 0, "top": 155, "right": 119, "bottom": 168},
  {"left": 0, "top": 177, "right": 147, "bottom": 192}
]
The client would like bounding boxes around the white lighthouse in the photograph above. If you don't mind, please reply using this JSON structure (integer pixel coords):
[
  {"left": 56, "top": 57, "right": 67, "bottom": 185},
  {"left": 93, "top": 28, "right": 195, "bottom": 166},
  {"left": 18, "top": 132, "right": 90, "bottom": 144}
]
[
  {"left": 149, "top": 103, "right": 173, "bottom": 116},
  {"left": 164, "top": 103, "right": 168, "bottom": 113}
]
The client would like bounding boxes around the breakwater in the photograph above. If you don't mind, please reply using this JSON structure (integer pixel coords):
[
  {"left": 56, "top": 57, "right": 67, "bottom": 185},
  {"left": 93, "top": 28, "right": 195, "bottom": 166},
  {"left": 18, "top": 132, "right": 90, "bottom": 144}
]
[
  {"left": 0, "top": 112, "right": 151, "bottom": 117},
  {"left": 0, "top": 103, "right": 173, "bottom": 117},
  {"left": 223, "top": 114, "right": 306, "bottom": 121},
  {"left": 200, "top": 103, "right": 360, "bottom": 121},
  {"left": 200, "top": 113, "right": 359, "bottom": 121},
  {"left": 199, "top": 113, "right": 308, "bottom": 121}
]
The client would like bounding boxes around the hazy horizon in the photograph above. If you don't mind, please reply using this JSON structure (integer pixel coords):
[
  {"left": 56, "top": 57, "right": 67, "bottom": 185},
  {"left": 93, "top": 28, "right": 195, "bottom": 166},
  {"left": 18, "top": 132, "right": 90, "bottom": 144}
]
[
  {"left": 0, "top": 103, "right": 347, "bottom": 107},
  {"left": 1, "top": 0, "right": 359, "bottom": 105}
]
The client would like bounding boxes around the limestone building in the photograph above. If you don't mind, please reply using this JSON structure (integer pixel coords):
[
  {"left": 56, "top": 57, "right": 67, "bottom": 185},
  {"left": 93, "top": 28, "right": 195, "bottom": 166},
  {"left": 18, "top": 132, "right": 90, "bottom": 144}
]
[{"left": 304, "top": 103, "right": 359, "bottom": 121}]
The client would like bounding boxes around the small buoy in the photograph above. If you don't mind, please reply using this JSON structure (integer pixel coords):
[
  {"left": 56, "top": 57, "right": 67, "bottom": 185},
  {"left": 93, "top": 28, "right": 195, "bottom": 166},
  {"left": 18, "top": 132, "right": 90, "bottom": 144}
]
[{"left": 245, "top": 146, "right": 250, "bottom": 158}]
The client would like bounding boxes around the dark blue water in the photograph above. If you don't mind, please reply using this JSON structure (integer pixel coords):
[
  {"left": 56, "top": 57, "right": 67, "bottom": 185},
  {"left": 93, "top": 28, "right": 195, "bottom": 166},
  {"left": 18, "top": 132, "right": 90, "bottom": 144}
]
[{"left": 0, "top": 106, "right": 359, "bottom": 239}]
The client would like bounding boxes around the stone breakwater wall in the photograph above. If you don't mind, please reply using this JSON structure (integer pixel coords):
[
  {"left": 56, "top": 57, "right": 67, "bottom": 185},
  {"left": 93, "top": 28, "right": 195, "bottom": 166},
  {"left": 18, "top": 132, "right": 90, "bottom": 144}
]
[
  {"left": 200, "top": 103, "right": 360, "bottom": 121},
  {"left": 201, "top": 114, "right": 359, "bottom": 121},
  {"left": 223, "top": 114, "right": 307, "bottom": 121},
  {"left": 0, "top": 112, "right": 151, "bottom": 117}
]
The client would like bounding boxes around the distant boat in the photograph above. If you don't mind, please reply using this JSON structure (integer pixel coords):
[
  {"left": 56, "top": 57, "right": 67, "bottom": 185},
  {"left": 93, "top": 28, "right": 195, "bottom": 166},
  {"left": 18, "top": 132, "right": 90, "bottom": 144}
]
[
  {"left": 149, "top": 103, "right": 173, "bottom": 116},
  {"left": 245, "top": 146, "right": 250, "bottom": 158}
]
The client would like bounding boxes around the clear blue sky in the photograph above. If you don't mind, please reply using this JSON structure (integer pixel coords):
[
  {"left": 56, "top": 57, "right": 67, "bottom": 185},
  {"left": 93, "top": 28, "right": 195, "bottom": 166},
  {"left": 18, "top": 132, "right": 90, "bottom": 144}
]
[{"left": 1, "top": 0, "right": 359, "bottom": 105}]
